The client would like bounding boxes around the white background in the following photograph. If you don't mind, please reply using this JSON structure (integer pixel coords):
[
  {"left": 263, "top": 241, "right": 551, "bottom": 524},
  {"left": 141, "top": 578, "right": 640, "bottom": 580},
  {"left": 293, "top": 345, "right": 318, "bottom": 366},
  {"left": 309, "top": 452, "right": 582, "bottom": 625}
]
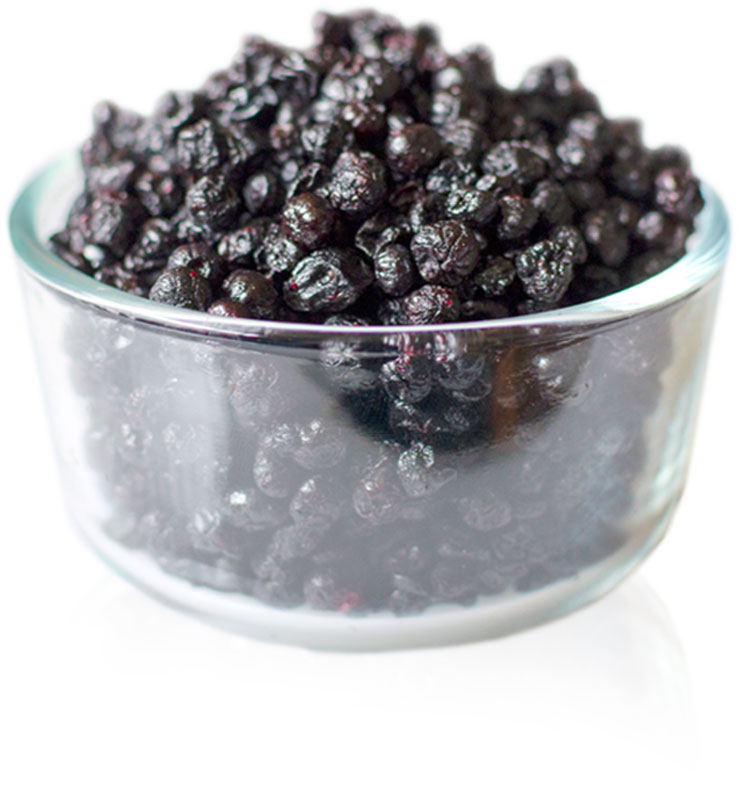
[{"left": 1, "top": 2, "right": 738, "bottom": 791}]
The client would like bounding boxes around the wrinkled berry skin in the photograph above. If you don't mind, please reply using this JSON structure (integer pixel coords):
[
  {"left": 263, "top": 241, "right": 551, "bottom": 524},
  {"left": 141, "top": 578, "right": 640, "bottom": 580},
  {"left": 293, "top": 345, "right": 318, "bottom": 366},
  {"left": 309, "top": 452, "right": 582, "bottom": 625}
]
[
  {"left": 281, "top": 193, "right": 335, "bottom": 250},
  {"left": 400, "top": 284, "right": 460, "bottom": 324},
  {"left": 411, "top": 221, "right": 480, "bottom": 286},
  {"left": 284, "top": 249, "right": 372, "bottom": 312},
  {"left": 51, "top": 11, "right": 703, "bottom": 324},
  {"left": 185, "top": 173, "right": 241, "bottom": 231},
  {"left": 45, "top": 10, "right": 712, "bottom": 629},
  {"left": 374, "top": 244, "right": 416, "bottom": 296},
  {"left": 328, "top": 151, "right": 387, "bottom": 216},
  {"left": 515, "top": 240, "right": 574, "bottom": 304}
]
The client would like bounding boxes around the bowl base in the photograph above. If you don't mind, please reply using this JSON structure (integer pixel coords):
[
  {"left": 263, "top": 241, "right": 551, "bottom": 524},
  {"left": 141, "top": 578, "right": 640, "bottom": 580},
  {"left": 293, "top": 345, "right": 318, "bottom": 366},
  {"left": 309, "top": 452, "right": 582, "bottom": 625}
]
[{"left": 74, "top": 501, "right": 679, "bottom": 651}]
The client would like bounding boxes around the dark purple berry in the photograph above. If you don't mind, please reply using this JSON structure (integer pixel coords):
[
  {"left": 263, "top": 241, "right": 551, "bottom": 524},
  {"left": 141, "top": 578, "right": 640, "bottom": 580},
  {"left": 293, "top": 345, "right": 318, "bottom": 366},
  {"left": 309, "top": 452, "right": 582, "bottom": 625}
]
[
  {"left": 328, "top": 151, "right": 387, "bottom": 215},
  {"left": 445, "top": 188, "right": 497, "bottom": 228},
  {"left": 515, "top": 240, "right": 574, "bottom": 303},
  {"left": 583, "top": 207, "right": 629, "bottom": 267},
  {"left": 284, "top": 248, "right": 372, "bottom": 313},
  {"left": 439, "top": 119, "right": 483, "bottom": 161},
  {"left": 175, "top": 119, "right": 224, "bottom": 174},
  {"left": 411, "top": 221, "right": 480, "bottom": 286},
  {"left": 242, "top": 172, "right": 284, "bottom": 216},
  {"left": 386, "top": 124, "right": 442, "bottom": 175},
  {"left": 217, "top": 219, "right": 271, "bottom": 268},
  {"left": 207, "top": 298, "right": 251, "bottom": 317},
  {"left": 300, "top": 121, "right": 347, "bottom": 165},
  {"left": 254, "top": 224, "right": 305, "bottom": 276},
  {"left": 482, "top": 141, "right": 548, "bottom": 189},
  {"left": 475, "top": 256, "right": 516, "bottom": 297},
  {"left": 355, "top": 212, "right": 405, "bottom": 258},
  {"left": 654, "top": 167, "right": 703, "bottom": 221},
  {"left": 124, "top": 219, "right": 174, "bottom": 273},
  {"left": 401, "top": 285, "right": 460, "bottom": 324},
  {"left": 222, "top": 270, "right": 279, "bottom": 318},
  {"left": 530, "top": 179, "right": 573, "bottom": 226},
  {"left": 281, "top": 192, "right": 336, "bottom": 249},
  {"left": 185, "top": 173, "right": 242, "bottom": 231},
  {"left": 79, "top": 192, "right": 142, "bottom": 258},
  {"left": 496, "top": 194, "right": 538, "bottom": 241},
  {"left": 166, "top": 243, "right": 225, "bottom": 282},
  {"left": 134, "top": 168, "right": 183, "bottom": 218},
  {"left": 149, "top": 266, "right": 211, "bottom": 309},
  {"left": 373, "top": 244, "right": 416, "bottom": 296}
]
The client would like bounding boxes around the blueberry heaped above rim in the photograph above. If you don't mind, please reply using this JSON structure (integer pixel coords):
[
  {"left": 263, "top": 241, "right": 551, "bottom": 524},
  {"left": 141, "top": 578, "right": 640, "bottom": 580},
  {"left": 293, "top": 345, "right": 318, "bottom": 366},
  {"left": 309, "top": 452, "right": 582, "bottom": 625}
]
[{"left": 49, "top": 10, "right": 704, "bottom": 324}]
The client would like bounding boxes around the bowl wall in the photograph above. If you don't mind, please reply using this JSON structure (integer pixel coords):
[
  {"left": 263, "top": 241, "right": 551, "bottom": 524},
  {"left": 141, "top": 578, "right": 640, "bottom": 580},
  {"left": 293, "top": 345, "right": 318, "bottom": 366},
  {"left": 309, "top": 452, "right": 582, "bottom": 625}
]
[{"left": 11, "top": 157, "right": 730, "bottom": 648}]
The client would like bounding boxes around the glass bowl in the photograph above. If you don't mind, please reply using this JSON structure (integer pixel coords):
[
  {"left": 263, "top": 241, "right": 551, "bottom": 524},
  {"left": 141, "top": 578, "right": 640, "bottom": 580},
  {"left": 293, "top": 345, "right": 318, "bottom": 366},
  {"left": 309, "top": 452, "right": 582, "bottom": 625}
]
[{"left": 9, "top": 154, "right": 730, "bottom": 650}]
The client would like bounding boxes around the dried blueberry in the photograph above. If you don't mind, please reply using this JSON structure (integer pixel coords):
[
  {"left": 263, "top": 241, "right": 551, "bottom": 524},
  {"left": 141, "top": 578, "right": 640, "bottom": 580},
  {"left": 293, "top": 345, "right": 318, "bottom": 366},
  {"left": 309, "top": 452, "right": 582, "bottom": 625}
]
[
  {"left": 411, "top": 221, "right": 480, "bottom": 286},
  {"left": 281, "top": 192, "right": 335, "bottom": 250},
  {"left": 284, "top": 248, "right": 372, "bottom": 313},
  {"left": 373, "top": 244, "right": 416, "bottom": 296},
  {"left": 386, "top": 124, "right": 442, "bottom": 175},
  {"left": 222, "top": 270, "right": 279, "bottom": 318},
  {"left": 328, "top": 151, "right": 387, "bottom": 215},
  {"left": 149, "top": 266, "right": 211, "bottom": 309}
]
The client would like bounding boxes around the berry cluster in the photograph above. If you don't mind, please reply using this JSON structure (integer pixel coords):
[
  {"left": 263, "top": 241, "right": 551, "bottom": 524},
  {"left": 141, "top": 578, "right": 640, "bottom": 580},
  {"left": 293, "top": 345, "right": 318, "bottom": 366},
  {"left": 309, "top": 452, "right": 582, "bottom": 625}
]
[
  {"left": 50, "top": 10, "right": 703, "bottom": 323},
  {"left": 64, "top": 292, "right": 674, "bottom": 615},
  {"left": 50, "top": 11, "right": 694, "bottom": 617}
]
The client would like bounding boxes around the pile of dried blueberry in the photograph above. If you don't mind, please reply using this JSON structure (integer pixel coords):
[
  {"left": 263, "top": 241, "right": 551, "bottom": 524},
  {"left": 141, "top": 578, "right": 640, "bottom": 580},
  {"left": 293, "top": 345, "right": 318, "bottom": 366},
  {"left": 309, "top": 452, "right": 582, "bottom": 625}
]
[
  {"left": 50, "top": 9, "right": 702, "bottom": 323},
  {"left": 51, "top": 11, "right": 696, "bottom": 615}
]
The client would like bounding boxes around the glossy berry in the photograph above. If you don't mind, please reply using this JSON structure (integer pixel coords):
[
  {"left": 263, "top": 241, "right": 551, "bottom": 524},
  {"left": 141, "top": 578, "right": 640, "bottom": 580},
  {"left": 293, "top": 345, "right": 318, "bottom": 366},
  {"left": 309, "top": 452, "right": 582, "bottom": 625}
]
[
  {"left": 530, "top": 179, "right": 573, "bottom": 226},
  {"left": 386, "top": 124, "right": 442, "bottom": 175},
  {"left": 149, "top": 266, "right": 211, "bottom": 309},
  {"left": 411, "top": 221, "right": 480, "bottom": 286},
  {"left": 79, "top": 192, "right": 141, "bottom": 257},
  {"left": 481, "top": 141, "right": 548, "bottom": 189},
  {"left": 583, "top": 207, "right": 629, "bottom": 267},
  {"left": 207, "top": 298, "right": 250, "bottom": 317},
  {"left": 185, "top": 173, "right": 241, "bottom": 231},
  {"left": 217, "top": 220, "right": 270, "bottom": 268},
  {"left": 134, "top": 168, "right": 183, "bottom": 218},
  {"left": 175, "top": 119, "right": 223, "bottom": 174},
  {"left": 300, "top": 121, "right": 347, "bottom": 165},
  {"left": 515, "top": 239, "right": 574, "bottom": 303},
  {"left": 284, "top": 248, "right": 372, "bottom": 313},
  {"left": 654, "top": 168, "right": 703, "bottom": 221},
  {"left": 166, "top": 243, "right": 225, "bottom": 282},
  {"left": 400, "top": 284, "right": 460, "bottom": 324},
  {"left": 328, "top": 151, "right": 387, "bottom": 215},
  {"left": 373, "top": 244, "right": 416, "bottom": 296},
  {"left": 445, "top": 188, "right": 497, "bottom": 228},
  {"left": 281, "top": 193, "right": 335, "bottom": 249},
  {"left": 475, "top": 256, "right": 516, "bottom": 297},
  {"left": 222, "top": 270, "right": 279, "bottom": 318},
  {"left": 124, "top": 219, "right": 174, "bottom": 273},
  {"left": 51, "top": 9, "right": 703, "bottom": 329}
]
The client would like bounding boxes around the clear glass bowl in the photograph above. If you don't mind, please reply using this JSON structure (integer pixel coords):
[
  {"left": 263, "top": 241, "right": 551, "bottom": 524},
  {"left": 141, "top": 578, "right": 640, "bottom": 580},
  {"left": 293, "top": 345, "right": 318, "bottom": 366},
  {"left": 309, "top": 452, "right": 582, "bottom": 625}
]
[{"left": 10, "top": 154, "right": 730, "bottom": 649}]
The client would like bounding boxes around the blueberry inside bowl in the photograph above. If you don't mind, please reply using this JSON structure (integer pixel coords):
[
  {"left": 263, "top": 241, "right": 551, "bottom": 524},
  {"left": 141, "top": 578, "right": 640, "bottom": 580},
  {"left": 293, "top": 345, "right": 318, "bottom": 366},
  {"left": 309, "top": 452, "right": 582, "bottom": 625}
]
[{"left": 9, "top": 10, "right": 731, "bottom": 649}]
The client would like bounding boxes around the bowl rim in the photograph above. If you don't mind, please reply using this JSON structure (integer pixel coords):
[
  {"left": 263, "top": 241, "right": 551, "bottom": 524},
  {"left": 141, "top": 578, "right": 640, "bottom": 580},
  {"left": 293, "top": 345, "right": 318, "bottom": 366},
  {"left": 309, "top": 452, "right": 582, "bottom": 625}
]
[{"left": 9, "top": 152, "right": 731, "bottom": 341}]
